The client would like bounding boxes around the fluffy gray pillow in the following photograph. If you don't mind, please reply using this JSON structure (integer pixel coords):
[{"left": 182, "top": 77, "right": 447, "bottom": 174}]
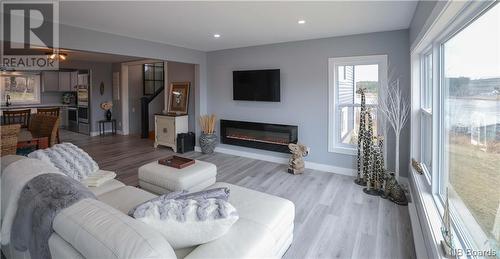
[{"left": 130, "top": 188, "right": 238, "bottom": 249}]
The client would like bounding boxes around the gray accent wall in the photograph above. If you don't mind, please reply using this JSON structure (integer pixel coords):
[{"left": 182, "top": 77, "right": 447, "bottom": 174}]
[
  {"left": 111, "top": 63, "right": 123, "bottom": 131},
  {"left": 207, "top": 29, "right": 411, "bottom": 177},
  {"left": 128, "top": 64, "right": 143, "bottom": 135},
  {"left": 167, "top": 62, "right": 196, "bottom": 132},
  {"left": 59, "top": 23, "right": 414, "bottom": 176},
  {"left": 409, "top": 1, "right": 437, "bottom": 45},
  {"left": 60, "top": 24, "right": 208, "bottom": 138},
  {"left": 409, "top": 1, "right": 447, "bottom": 47},
  {"left": 126, "top": 61, "right": 195, "bottom": 135}
]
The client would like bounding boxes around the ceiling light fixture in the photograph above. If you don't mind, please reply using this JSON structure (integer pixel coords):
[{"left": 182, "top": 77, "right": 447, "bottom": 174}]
[
  {"left": 46, "top": 52, "right": 67, "bottom": 61},
  {"left": 213, "top": 34, "right": 221, "bottom": 38},
  {"left": 298, "top": 20, "right": 306, "bottom": 24}
]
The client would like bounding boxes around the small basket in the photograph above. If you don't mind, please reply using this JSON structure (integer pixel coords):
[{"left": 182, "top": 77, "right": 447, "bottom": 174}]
[{"left": 1, "top": 124, "right": 21, "bottom": 156}]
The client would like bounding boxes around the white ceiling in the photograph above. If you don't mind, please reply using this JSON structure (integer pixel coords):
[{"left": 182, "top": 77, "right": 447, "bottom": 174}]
[{"left": 60, "top": 1, "right": 418, "bottom": 52}]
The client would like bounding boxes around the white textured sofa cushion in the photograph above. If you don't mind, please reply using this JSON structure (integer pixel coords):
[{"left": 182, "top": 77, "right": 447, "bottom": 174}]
[
  {"left": 185, "top": 218, "right": 277, "bottom": 259},
  {"left": 208, "top": 182, "right": 295, "bottom": 241},
  {"left": 95, "top": 181, "right": 295, "bottom": 259},
  {"left": 88, "top": 178, "right": 125, "bottom": 197},
  {"left": 98, "top": 186, "right": 157, "bottom": 213},
  {"left": 186, "top": 182, "right": 295, "bottom": 259},
  {"left": 53, "top": 198, "right": 176, "bottom": 259}
]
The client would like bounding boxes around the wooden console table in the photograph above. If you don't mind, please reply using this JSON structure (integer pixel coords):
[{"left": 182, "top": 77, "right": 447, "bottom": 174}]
[{"left": 98, "top": 119, "right": 117, "bottom": 136}]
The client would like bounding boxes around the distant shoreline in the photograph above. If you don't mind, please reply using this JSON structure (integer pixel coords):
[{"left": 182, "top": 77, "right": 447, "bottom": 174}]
[{"left": 451, "top": 96, "right": 498, "bottom": 101}]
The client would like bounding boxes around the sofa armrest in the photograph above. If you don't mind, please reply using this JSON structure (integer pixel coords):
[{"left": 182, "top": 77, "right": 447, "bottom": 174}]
[
  {"left": 53, "top": 198, "right": 176, "bottom": 259},
  {"left": 0, "top": 155, "right": 26, "bottom": 173}
]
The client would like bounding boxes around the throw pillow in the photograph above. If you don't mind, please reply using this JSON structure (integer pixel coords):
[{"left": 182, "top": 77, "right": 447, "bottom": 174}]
[
  {"left": 28, "top": 143, "right": 99, "bottom": 180},
  {"left": 131, "top": 194, "right": 238, "bottom": 249}
]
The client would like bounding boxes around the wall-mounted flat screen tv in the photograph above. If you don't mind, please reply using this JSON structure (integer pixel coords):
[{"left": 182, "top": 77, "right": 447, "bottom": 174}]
[{"left": 233, "top": 69, "right": 280, "bottom": 102}]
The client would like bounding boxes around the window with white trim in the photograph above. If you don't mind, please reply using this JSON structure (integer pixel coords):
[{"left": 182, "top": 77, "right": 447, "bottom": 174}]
[
  {"left": 440, "top": 3, "right": 499, "bottom": 249},
  {"left": 414, "top": 2, "right": 499, "bottom": 253},
  {"left": 0, "top": 73, "right": 41, "bottom": 104},
  {"left": 328, "top": 55, "right": 387, "bottom": 155}
]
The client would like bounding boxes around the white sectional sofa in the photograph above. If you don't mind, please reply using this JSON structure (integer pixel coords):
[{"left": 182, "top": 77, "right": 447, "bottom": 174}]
[{"left": 1, "top": 155, "right": 295, "bottom": 259}]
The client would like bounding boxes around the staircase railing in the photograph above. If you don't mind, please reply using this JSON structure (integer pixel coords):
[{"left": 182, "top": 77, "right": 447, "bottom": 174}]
[{"left": 140, "top": 86, "right": 164, "bottom": 138}]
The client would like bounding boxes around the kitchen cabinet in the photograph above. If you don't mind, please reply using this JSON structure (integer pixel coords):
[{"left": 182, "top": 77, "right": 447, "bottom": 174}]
[
  {"left": 42, "top": 71, "right": 59, "bottom": 92},
  {"left": 70, "top": 71, "right": 78, "bottom": 91},
  {"left": 58, "top": 72, "right": 71, "bottom": 92},
  {"left": 42, "top": 71, "right": 79, "bottom": 92}
]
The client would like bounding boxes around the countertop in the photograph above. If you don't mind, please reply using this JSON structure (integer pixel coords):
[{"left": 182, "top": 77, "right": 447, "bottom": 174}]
[{"left": 0, "top": 103, "right": 77, "bottom": 110}]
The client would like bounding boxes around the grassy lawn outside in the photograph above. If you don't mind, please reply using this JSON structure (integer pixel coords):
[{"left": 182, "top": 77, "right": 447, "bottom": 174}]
[{"left": 449, "top": 136, "right": 499, "bottom": 243}]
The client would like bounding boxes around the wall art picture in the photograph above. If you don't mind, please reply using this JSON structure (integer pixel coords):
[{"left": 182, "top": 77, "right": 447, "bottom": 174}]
[{"left": 168, "top": 82, "right": 190, "bottom": 115}]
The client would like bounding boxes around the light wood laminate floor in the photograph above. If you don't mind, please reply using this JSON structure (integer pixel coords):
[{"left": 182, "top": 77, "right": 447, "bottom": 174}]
[{"left": 61, "top": 130, "right": 416, "bottom": 259}]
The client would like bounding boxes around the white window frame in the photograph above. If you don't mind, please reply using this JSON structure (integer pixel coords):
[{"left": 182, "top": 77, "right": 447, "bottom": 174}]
[
  {"left": 328, "top": 55, "right": 387, "bottom": 155},
  {"left": 410, "top": 1, "right": 499, "bottom": 257},
  {"left": 0, "top": 72, "right": 41, "bottom": 105},
  {"left": 420, "top": 50, "right": 433, "bottom": 183}
]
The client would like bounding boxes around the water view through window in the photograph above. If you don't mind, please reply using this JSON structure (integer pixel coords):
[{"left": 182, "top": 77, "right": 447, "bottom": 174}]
[{"left": 442, "top": 4, "right": 499, "bottom": 248}]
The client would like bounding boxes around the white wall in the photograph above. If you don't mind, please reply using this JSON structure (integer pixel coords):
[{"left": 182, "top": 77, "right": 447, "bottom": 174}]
[{"left": 207, "top": 29, "right": 411, "bottom": 176}]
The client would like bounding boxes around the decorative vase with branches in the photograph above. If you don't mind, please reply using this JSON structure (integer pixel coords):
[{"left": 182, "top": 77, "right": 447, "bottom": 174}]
[
  {"left": 378, "top": 78, "right": 409, "bottom": 180},
  {"left": 199, "top": 114, "right": 217, "bottom": 154}
]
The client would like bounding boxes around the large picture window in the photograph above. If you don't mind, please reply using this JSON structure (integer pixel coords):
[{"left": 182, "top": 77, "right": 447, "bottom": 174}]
[
  {"left": 441, "top": 3, "right": 499, "bottom": 248},
  {"left": 328, "top": 55, "right": 387, "bottom": 155},
  {"left": 0, "top": 73, "right": 41, "bottom": 104},
  {"left": 412, "top": 1, "right": 499, "bottom": 256}
]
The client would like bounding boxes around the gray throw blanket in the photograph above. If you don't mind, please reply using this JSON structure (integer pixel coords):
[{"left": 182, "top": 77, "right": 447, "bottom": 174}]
[{"left": 11, "top": 173, "right": 96, "bottom": 259}]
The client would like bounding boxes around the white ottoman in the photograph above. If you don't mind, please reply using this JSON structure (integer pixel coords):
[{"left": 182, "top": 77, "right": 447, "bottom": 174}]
[{"left": 138, "top": 160, "right": 217, "bottom": 194}]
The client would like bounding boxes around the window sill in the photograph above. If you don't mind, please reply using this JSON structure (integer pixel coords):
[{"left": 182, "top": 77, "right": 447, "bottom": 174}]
[
  {"left": 410, "top": 167, "right": 470, "bottom": 258},
  {"left": 409, "top": 167, "right": 446, "bottom": 258}
]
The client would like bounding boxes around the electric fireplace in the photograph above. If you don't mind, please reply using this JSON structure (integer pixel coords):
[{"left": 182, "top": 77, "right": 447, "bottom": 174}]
[{"left": 220, "top": 120, "right": 298, "bottom": 153}]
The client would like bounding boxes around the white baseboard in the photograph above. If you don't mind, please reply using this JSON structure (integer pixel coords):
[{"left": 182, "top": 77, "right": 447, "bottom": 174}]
[{"left": 195, "top": 146, "right": 356, "bottom": 176}]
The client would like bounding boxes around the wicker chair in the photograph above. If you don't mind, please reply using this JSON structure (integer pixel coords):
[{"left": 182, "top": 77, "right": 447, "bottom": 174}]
[
  {"left": 37, "top": 107, "right": 61, "bottom": 143},
  {"left": 0, "top": 124, "right": 21, "bottom": 156},
  {"left": 37, "top": 107, "right": 60, "bottom": 117},
  {"left": 28, "top": 114, "right": 60, "bottom": 147}
]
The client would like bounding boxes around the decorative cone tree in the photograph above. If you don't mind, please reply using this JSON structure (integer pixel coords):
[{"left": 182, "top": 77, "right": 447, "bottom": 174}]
[{"left": 354, "top": 88, "right": 368, "bottom": 186}]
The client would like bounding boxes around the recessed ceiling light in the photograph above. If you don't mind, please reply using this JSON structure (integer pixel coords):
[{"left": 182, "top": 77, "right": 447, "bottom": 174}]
[
  {"left": 298, "top": 20, "right": 306, "bottom": 24},
  {"left": 213, "top": 34, "right": 221, "bottom": 38}
]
